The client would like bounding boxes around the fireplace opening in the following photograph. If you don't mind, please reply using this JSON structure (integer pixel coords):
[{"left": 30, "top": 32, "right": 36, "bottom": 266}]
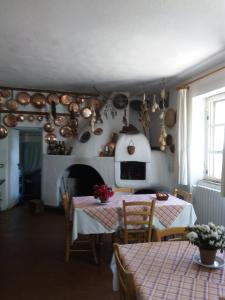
[
  {"left": 120, "top": 161, "right": 146, "bottom": 180},
  {"left": 64, "top": 164, "right": 105, "bottom": 196}
]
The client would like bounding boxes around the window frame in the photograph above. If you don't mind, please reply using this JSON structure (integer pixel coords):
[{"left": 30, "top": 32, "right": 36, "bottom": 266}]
[{"left": 205, "top": 92, "right": 225, "bottom": 182}]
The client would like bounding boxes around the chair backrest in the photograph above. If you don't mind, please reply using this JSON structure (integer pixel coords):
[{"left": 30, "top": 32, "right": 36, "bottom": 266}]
[
  {"left": 113, "top": 243, "right": 136, "bottom": 300},
  {"left": 63, "top": 192, "right": 72, "bottom": 229},
  {"left": 122, "top": 199, "right": 156, "bottom": 243},
  {"left": 174, "top": 188, "right": 192, "bottom": 203},
  {"left": 155, "top": 227, "right": 189, "bottom": 242},
  {"left": 113, "top": 187, "right": 134, "bottom": 194}
]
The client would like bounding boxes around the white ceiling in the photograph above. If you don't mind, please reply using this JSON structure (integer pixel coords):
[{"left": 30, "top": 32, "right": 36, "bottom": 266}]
[{"left": 0, "top": 0, "right": 224, "bottom": 93}]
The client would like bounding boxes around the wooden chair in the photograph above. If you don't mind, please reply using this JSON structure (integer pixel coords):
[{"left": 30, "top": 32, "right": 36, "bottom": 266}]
[
  {"left": 173, "top": 188, "right": 192, "bottom": 203},
  {"left": 122, "top": 199, "right": 156, "bottom": 244},
  {"left": 113, "top": 187, "right": 134, "bottom": 194},
  {"left": 155, "top": 227, "right": 189, "bottom": 242},
  {"left": 113, "top": 243, "right": 136, "bottom": 300},
  {"left": 63, "top": 192, "right": 98, "bottom": 263}
]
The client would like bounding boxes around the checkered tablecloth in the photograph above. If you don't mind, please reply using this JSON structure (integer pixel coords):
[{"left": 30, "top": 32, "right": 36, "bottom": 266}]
[
  {"left": 117, "top": 241, "right": 225, "bottom": 300},
  {"left": 73, "top": 194, "right": 185, "bottom": 230}
]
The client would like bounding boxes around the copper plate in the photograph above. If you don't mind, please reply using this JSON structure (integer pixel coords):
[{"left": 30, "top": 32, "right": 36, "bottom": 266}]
[
  {"left": 45, "top": 133, "right": 57, "bottom": 144},
  {"left": 68, "top": 102, "right": 80, "bottom": 113},
  {"left": 60, "top": 126, "right": 73, "bottom": 138},
  {"left": 54, "top": 116, "right": 67, "bottom": 127},
  {"left": 16, "top": 92, "right": 31, "bottom": 105},
  {"left": 17, "top": 115, "right": 25, "bottom": 122},
  {"left": 81, "top": 107, "right": 92, "bottom": 119},
  {"left": 3, "top": 114, "right": 17, "bottom": 127},
  {"left": 94, "top": 128, "right": 103, "bottom": 136},
  {"left": 113, "top": 94, "right": 128, "bottom": 109},
  {"left": 31, "top": 93, "right": 46, "bottom": 108},
  {"left": 47, "top": 93, "right": 60, "bottom": 105},
  {"left": 44, "top": 122, "right": 55, "bottom": 132},
  {"left": 27, "top": 115, "right": 35, "bottom": 122},
  {"left": 5, "top": 99, "right": 18, "bottom": 111},
  {"left": 0, "top": 89, "right": 11, "bottom": 98},
  {"left": 60, "top": 95, "right": 73, "bottom": 106},
  {"left": 79, "top": 131, "right": 91, "bottom": 143}
]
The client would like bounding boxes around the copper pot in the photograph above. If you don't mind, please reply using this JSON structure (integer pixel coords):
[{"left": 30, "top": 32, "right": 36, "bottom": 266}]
[
  {"left": 0, "top": 125, "right": 8, "bottom": 139},
  {"left": 44, "top": 122, "right": 55, "bottom": 132}
]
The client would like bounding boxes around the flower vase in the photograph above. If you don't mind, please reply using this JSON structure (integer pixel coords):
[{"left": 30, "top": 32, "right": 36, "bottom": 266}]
[{"left": 199, "top": 247, "right": 217, "bottom": 265}]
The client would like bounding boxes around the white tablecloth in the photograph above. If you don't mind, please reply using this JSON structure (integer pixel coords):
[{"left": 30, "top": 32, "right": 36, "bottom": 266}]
[{"left": 72, "top": 194, "right": 197, "bottom": 241}]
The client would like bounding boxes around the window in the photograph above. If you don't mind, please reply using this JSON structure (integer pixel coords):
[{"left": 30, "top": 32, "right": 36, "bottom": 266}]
[{"left": 205, "top": 92, "right": 225, "bottom": 181}]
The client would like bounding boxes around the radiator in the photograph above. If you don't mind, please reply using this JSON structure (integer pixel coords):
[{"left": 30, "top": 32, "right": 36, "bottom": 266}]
[{"left": 193, "top": 185, "right": 225, "bottom": 226}]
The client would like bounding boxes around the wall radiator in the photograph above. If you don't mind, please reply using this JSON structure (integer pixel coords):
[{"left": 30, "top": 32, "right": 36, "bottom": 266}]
[{"left": 193, "top": 185, "right": 225, "bottom": 226}]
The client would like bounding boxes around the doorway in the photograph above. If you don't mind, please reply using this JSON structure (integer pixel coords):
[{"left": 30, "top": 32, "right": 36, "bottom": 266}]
[{"left": 19, "top": 129, "right": 42, "bottom": 202}]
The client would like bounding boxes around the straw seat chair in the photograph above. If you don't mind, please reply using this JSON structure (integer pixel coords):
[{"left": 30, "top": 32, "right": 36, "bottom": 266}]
[
  {"left": 113, "top": 187, "right": 134, "bottom": 194},
  {"left": 113, "top": 243, "right": 136, "bottom": 300},
  {"left": 173, "top": 188, "right": 192, "bottom": 203},
  {"left": 63, "top": 192, "right": 98, "bottom": 263},
  {"left": 154, "top": 227, "right": 189, "bottom": 242},
  {"left": 121, "top": 199, "right": 156, "bottom": 244}
]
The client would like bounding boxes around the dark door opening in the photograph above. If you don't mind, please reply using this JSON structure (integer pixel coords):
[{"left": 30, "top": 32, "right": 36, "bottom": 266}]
[
  {"left": 19, "top": 130, "right": 42, "bottom": 201},
  {"left": 63, "top": 164, "right": 104, "bottom": 196}
]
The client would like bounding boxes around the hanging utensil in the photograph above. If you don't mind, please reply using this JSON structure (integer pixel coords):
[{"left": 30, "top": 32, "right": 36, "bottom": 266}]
[{"left": 0, "top": 113, "right": 8, "bottom": 139}]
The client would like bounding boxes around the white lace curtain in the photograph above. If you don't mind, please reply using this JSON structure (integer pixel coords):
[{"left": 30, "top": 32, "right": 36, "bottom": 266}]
[{"left": 221, "top": 128, "right": 225, "bottom": 197}]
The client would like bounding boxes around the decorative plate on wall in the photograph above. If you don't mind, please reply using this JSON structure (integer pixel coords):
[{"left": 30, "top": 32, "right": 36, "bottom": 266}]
[
  {"left": 113, "top": 94, "right": 129, "bottom": 109},
  {"left": 31, "top": 93, "right": 46, "bottom": 108},
  {"left": 16, "top": 92, "right": 31, "bottom": 105},
  {"left": 47, "top": 93, "right": 60, "bottom": 105}
]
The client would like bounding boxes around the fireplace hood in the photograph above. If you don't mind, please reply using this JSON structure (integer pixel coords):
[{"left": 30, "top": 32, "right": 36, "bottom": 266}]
[{"left": 115, "top": 133, "right": 151, "bottom": 188}]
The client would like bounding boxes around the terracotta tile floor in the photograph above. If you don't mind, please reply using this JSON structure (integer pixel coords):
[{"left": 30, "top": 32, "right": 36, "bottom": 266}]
[{"left": 0, "top": 205, "right": 119, "bottom": 300}]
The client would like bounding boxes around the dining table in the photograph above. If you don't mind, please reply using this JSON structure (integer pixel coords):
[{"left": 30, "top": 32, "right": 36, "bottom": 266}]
[
  {"left": 111, "top": 241, "right": 225, "bottom": 299},
  {"left": 72, "top": 193, "right": 197, "bottom": 241}
]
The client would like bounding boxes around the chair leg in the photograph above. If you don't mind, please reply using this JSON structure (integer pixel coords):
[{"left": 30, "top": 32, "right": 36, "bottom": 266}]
[
  {"left": 65, "top": 239, "right": 70, "bottom": 262},
  {"left": 91, "top": 235, "right": 99, "bottom": 264}
]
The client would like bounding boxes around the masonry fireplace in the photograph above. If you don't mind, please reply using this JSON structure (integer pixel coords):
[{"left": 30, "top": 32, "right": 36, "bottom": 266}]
[{"left": 120, "top": 161, "right": 146, "bottom": 180}]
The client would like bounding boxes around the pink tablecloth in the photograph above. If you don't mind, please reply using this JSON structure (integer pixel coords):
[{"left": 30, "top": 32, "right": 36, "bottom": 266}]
[
  {"left": 116, "top": 241, "right": 225, "bottom": 299},
  {"left": 73, "top": 194, "right": 186, "bottom": 230}
]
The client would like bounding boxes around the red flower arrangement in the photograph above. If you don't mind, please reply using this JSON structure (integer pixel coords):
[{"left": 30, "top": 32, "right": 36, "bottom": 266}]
[{"left": 93, "top": 184, "right": 114, "bottom": 203}]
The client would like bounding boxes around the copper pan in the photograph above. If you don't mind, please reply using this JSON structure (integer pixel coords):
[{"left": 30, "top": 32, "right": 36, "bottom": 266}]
[
  {"left": 31, "top": 93, "right": 46, "bottom": 108},
  {"left": 27, "top": 115, "right": 35, "bottom": 122},
  {"left": 0, "top": 89, "right": 11, "bottom": 98},
  {"left": 68, "top": 102, "right": 80, "bottom": 113},
  {"left": 3, "top": 114, "right": 17, "bottom": 127},
  {"left": 44, "top": 122, "right": 55, "bottom": 132},
  {"left": 60, "top": 126, "right": 73, "bottom": 138},
  {"left": 54, "top": 116, "right": 67, "bottom": 127},
  {"left": 80, "top": 107, "right": 92, "bottom": 119},
  {"left": 47, "top": 93, "right": 60, "bottom": 105},
  {"left": 16, "top": 92, "right": 30, "bottom": 105},
  {"left": 5, "top": 99, "right": 18, "bottom": 111},
  {"left": 0, "top": 125, "right": 8, "bottom": 139},
  {"left": 60, "top": 95, "right": 73, "bottom": 106},
  {"left": 17, "top": 115, "right": 25, "bottom": 122},
  {"left": 45, "top": 133, "right": 57, "bottom": 144},
  {"left": 93, "top": 128, "right": 103, "bottom": 136}
]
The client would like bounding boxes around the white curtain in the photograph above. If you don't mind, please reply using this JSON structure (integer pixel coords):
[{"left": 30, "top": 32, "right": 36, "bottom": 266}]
[
  {"left": 221, "top": 127, "right": 225, "bottom": 197},
  {"left": 177, "top": 89, "right": 188, "bottom": 185}
]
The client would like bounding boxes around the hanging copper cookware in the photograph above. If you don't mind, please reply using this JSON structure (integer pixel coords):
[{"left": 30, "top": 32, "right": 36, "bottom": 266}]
[
  {"left": 60, "top": 95, "right": 73, "bottom": 106},
  {"left": 17, "top": 115, "right": 25, "bottom": 122},
  {"left": 54, "top": 116, "right": 67, "bottom": 127},
  {"left": 3, "top": 114, "right": 17, "bottom": 127},
  {"left": 0, "top": 114, "right": 8, "bottom": 139},
  {"left": 44, "top": 122, "right": 55, "bottom": 132},
  {"left": 93, "top": 128, "right": 103, "bottom": 136},
  {"left": 47, "top": 93, "right": 60, "bottom": 105},
  {"left": 45, "top": 133, "right": 57, "bottom": 144},
  {"left": 31, "top": 93, "right": 46, "bottom": 108},
  {"left": 81, "top": 107, "right": 92, "bottom": 119},
  {"left": 16, "top": 92, "right": 31, "bottom": 105},
  {"left": 5, "top": 99, "right": 18, "bottom": 111},
  {"left": 0, "top": 89, "right": 11, "bottom": 98},
  {"left": 37, "top": 115, "right": 44, "bottom": 122},
  {"left": 68, "top": 102, "right": 80, "bottom": 113},
  {"left": 27, "top": 115, "right": 35, "bottom": 122},
  {"left": 60, "top": 126, "right": 73, "bottom": 138}
]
